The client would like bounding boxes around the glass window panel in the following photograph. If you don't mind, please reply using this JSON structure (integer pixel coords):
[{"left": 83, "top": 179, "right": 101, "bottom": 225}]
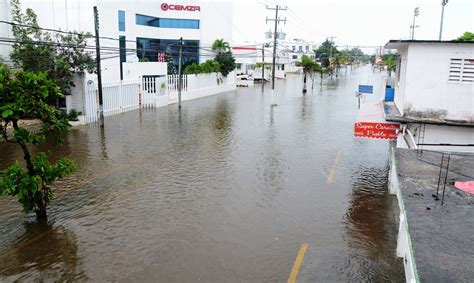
[{"left": 118, "top": 10, "right": 125, "bottom": 31}]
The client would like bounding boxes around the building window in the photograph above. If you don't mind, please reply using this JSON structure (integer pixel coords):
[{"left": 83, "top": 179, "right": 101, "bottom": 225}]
[
  {"left": 449, "top": 58, "right": 474, "bottom": 83},
  {"left": 136, "top": 14, "right": 199, "bottom": 29},
  {"left": 118, "top": 10, "right": 125, "bottom": 31},
  {"left": 119, "top": 36, "right": 126, "bottom": 80},
  {"left": 298, "top": 46, "right": 303, "bottom": 52},
  {"left": 136, "top": 37, "right": 199, "bottom": 67},
  {"left": 292, "top": 46, "right": 295, "bottom": 51},
  {"left": 305, "top": 46, "right": 309, "bottom": 52},
  {"left": 292, "top": 55, "right": 298, "bottom": 59}
]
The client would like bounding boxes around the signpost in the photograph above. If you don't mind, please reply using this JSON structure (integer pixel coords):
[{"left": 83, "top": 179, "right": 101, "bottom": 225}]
[{"left": 358, "top": 84, "right": 373, "bottom": 94}]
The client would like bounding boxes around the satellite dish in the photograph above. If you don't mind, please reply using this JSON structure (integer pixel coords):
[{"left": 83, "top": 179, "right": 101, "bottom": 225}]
[{"left": 130, "top": 55, "right": 139, "bottom": 63}]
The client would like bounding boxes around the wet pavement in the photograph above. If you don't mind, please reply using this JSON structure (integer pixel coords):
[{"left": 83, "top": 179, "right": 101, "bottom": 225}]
[{"left": 0, "top": 66, "right": 404, "bottom": 282}]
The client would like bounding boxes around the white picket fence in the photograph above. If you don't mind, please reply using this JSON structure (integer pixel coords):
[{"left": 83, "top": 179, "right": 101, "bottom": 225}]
[
  {"left": 85, "top": 80, "right": 140, "bottom": 123},
  {"left": 141, "top": 76, "right": 168, "bottom": 109},
  {"left": 83, "top": 72, "right": 236, "bottom": 123},
  {"left": 167, "top": 74, "right": 188, "bottom": 93}
]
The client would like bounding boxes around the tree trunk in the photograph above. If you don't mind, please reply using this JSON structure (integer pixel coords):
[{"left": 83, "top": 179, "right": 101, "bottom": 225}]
[
  {"left": 302, "top": 73, "right": 307, "bottom": 93},
  {"left": 12, "top": 120, "right": 48, "bottom": 220}
]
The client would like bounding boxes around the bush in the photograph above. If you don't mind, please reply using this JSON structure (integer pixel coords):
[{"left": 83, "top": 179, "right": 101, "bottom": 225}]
[{"left": 215, "top": 51, "right": 236, "bottom": 77}]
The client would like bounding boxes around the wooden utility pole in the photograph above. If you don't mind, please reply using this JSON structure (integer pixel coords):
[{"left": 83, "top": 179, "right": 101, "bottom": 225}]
[
  {"left": 93, "top": 6, "right": 104, "bottom": 127},
  {"left": 177, "top": 37, "right": 183, "bottom": 109}
]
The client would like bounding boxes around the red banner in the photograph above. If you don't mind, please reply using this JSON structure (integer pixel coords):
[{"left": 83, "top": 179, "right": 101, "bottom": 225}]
[{"left": 354, "top": 122, "right": 400, "bottom": 140}]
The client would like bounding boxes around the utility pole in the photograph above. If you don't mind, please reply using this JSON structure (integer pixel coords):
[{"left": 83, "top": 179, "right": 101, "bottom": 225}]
[
  {"left": 261, "top": 44, "right": 265, "bottom": 90},
  {"left": 439, "top": 0, "right": 449, "bottom": 40},
  {"left": 411, "top": 7, "right": 420, "bottom": 40},
  {"left": 177, "top": 37, "right": 183, "bottom": 109},
  {"left": 266, "top": 5, "right": 286, "bottom": 105},
  {"left": 93, "top": 6, "right": 104, "bottom": 127},
  {"left": 328, "top": 36, "right": 336, "bottom": 58}
]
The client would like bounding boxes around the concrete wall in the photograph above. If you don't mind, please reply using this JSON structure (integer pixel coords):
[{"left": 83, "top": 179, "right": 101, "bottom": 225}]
[
  {"left": 123, "top": 62, "right": 167, "bottom": 80},
  {"left": 0, "top": 0, "right": 233, "bottom": 82},
  {"left": 396, "top": 43, "right": 474, "bottom": 122},
  {"left": 396, "top": 123, "right": 474, "bottom": 153},
  {"left": 388, "top": 147, "right": 419, "bottom": 283}
]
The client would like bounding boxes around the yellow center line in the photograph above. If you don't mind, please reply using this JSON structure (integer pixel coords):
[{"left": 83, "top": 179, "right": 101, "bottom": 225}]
[
  {"left": 327, "top": 150, "right": 342, "bottom": 184},
  {"left": 287, "top": 243, "right": 308, "bottom": 283}
]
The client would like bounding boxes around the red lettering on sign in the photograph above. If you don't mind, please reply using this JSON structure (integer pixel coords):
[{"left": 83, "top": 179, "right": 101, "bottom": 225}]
[
  {"left": 161, "top": 3, "right": 200, "bottom": 12},
  {"left": 354, "top": 122, "right": 400, "bottom": 141}
]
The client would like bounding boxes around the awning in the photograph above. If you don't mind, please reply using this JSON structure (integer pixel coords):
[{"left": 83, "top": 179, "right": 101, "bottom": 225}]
[{"left": 354, "top": 102, "right": 400, "bottom": 141}]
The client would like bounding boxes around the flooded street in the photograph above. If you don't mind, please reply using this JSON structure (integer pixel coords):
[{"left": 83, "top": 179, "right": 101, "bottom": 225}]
[{"left": 0, "top": 66, "right": 403, "bottom": 281}]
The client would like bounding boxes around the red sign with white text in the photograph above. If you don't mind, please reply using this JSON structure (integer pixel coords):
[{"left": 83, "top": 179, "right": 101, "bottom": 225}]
[
  {"left": 354, "top": 122, "right": 400, "bottom": 140},
  {"left": 161, "top": 3, "right": 200, "bottom": 11}
]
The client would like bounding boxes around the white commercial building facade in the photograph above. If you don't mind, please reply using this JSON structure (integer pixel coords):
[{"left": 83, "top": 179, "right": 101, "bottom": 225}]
[{"left": 0, "top": 0, "right": 233, "bottom": 82}]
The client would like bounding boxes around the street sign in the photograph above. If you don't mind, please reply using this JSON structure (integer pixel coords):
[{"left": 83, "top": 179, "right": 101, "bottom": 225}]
[
  {"left": 358, "top": 85, "right": 373, "bottom": 94},
  {"left": 354, "top": 122, "right": 400, "bottom": 141}
]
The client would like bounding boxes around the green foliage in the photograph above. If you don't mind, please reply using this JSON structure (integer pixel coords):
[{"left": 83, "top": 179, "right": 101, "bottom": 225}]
[
  {"left": 10, "top": 0, "right": 95, "bottom": 98},
  {"left": 0, "top": 154, "right": 77, "bottom": 213},
  {"left": 314, "top": 39, "right": 339, "bottom": 59},
  {"left": 67, "top": 109, "right": 80, "bottom": 121},
  {"left": 0, "top": 65, "right": 76, "bottom": 219},
  {"left": 184, "top": 59, "right": 220, "bottom": 75},
  {"left": 212, "top": 39, "right": 231, "bottom": 54},
  {"left": 455, "top": 32, "right": 474, "bottom": 42},
  {"left": 165, "top": 48, "right": 177, "bottom": 75},
  {"left": 215, "top": 51, "right": 236, "bottom": 77},
  {"left": 382, "top": 53, "right": 398, "bottom": 75},
  {"left": 296, "top": 55, "right": 317, "bottom": 76}
]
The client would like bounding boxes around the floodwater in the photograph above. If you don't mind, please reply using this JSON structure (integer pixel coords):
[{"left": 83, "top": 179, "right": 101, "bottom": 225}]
[{"left": 0, "top": 65, "right": 404, "bottom": 282}]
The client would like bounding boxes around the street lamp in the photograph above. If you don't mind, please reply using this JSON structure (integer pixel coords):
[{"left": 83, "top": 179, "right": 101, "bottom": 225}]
[
  {"left": 439, "top": 0, "right": 449, "bottom": 41},
  {"left": 411, "top": 7, "right": 420, "bottom": 40}
]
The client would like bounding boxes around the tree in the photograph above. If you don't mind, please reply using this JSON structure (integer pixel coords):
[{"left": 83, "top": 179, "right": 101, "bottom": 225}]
[
  {"left": 382, "top": 53, "right": 398, "bottom": 76},
  {"left": 165, "top": 47, "right": 177, "bottom": 75},
  {"left": 10, "top": 0, "right": 95, "bottom": 102},
  {"left": 455, "top": 32, "right": 474, "bottom": 42},
  {"left": 0, "top": 66, "right": 77, "bottom": 220},
  {"left": 215, "top": 51, "right": 236, "bottom": 77},
  {"left": 314, "top": 39, "right": 339, "bottom": 59},
  {"left": 212, "top": 39, "right": 231, "bottom": 54},
  {"left": 184, "top": 59, "right": 220, "bottom": 75},
  {"left": 296, "top": 55, "right": 317, "bottom": 93}
]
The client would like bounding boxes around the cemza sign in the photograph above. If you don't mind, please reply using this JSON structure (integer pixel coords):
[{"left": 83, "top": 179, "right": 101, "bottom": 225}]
[{"left": 161, "top": 3, "right": 201, "bottom": 12}]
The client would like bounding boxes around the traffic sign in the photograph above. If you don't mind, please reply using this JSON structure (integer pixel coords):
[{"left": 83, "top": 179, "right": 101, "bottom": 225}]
[{"left": 358, "top": 85, "right": 373, "bottom": 94}]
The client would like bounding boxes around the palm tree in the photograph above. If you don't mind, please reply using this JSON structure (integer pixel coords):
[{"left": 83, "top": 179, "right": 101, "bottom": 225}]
[
  {"left": 296, "top": 55, "right": 317, "bottom": 93},
  {"left": 212, "top": 39, "right": 230, "bottom": 54},
  {"left": 313, "top": 63, "right": 324, "bottom": 86}
]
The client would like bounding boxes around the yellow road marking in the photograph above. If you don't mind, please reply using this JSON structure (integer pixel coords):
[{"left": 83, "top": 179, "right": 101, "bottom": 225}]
[
  {"left": 287, "top": 243, "right": 308, "bottom": 283},
  {"left": 327, "top": 151, "right": 342, "bottom": 184}
]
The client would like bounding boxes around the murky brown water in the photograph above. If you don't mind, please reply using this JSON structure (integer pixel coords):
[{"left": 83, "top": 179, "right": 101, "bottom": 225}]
[{"left": 0, "top": 66, "right": 403, "bottom": 282}]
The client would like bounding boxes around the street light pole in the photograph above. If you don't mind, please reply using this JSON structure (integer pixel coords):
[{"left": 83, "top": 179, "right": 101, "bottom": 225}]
[
  {"left": 411, "top": 7, "right": 420, "bottom": 40},
  {"left": 439, "top": 0, "right": 449, "bottom": 41}
]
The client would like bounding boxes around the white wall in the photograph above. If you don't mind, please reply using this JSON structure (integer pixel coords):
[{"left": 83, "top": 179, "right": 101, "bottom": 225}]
[
  {"left": 400, "top": 43, "right": 474, "bottom": 122},
  {"left": 396, "top": 123, "right": 474, "bottom": 153},
  {"left": 122, "top": 62, "right": 167, "bottom": 80}
]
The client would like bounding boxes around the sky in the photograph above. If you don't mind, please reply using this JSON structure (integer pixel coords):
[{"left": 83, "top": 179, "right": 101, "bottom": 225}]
[{"left": 231, "top": 0, "right": 473, "bottom": 53}]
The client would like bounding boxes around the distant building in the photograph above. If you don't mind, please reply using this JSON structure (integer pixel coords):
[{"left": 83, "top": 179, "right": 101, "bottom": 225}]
[
  {"left": 0, "top": 0, "right": 233, "bottom": 82},
  {"left": 383, "top": 40, "right": 474, "bottom": 153}
]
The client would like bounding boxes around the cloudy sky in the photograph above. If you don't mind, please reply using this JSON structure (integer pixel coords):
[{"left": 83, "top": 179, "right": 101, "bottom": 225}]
[{"left": 231, "top": 0, "right": 473, "bottom": 52}]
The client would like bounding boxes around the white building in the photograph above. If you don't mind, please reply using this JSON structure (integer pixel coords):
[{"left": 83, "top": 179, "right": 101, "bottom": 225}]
[
  {"left": 0, "top": 0, "right": 233, "bottom": 82},
  {"left": 383, "top": 40, "right": 474, "bottom": 153}
]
